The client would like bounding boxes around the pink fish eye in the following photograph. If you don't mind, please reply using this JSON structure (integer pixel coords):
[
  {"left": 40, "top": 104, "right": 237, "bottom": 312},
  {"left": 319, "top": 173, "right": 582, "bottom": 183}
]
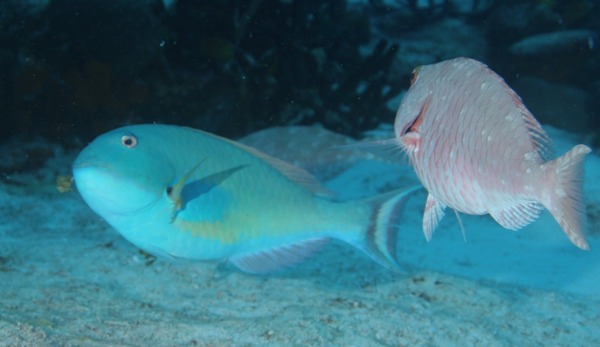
[{"left": 121, "top": 134, "right": 138, "bottom": 148}]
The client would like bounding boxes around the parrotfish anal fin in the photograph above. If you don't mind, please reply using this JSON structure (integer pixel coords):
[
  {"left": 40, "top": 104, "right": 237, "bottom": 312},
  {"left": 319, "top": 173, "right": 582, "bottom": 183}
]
[
  {"left": 229, "top": 238, "right": 329, "bottom": 274},
  {"left": 489, "top": 201, "right": 542, "bottom": 230},
  {"left": 361, "top": 185, "right": 421, "bottom": 271},
  {"left": 423, "top": 193, "right": 446, "bottom": 241}
]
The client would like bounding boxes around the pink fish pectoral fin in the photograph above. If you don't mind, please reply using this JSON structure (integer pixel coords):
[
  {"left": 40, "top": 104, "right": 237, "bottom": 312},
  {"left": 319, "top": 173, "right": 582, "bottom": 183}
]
[
  {"left": 423, "top": 194, "right": 446, "bottom": 241},
  {"left": 228, "top": 238, "right": 329, "bottom": 274},
  {"left": 335, "top": 138, "right": 406, "bottom": 162},
  {"left": 489, "top": 201, "right": 543, "bottom": 230}
]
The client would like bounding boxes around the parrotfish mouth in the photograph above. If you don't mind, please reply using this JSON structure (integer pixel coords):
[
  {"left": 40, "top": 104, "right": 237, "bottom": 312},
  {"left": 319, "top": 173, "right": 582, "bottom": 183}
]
[{"left": 73, "top": 164, "right": 160, "bottom": 217}]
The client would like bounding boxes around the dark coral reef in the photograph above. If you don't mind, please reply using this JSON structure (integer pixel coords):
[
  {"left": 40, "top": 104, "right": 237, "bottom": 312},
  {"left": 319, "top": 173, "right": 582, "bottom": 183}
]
[{"left": 0, "top": 0, "right": 599, "bottom": 146}]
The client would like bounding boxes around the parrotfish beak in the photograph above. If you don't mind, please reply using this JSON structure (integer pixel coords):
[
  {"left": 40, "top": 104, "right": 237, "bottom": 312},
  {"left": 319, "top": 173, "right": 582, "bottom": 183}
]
[{"left": 73, "top": 147, "right": 159, "bottom": 217}]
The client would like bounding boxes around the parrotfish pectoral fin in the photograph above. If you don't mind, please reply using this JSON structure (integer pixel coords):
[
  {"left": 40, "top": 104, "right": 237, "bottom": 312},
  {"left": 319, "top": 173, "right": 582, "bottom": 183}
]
[
  {"left": 229, "top": 238, "right": 329, "bottom": 274},
  {"left": 544, "top": 144, "right": 591, "bottom": 250},
  {"left": 423, "top": 193, "right": 446, "bottom": 241},
  {"left": 359, "top": 185, "right": 422, "bottom": 271},
  {"left": 167, "top": 159, "right": 206, "bottom": 214},
  {"left": 168, "top": 162, "right": 246, "bottom": 221},
  {"left": 179, "top": 165, "right": 246, "bottom": 210}
]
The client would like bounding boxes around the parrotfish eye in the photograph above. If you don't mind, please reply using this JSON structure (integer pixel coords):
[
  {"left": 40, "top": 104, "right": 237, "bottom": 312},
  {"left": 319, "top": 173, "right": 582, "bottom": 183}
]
[{"left": 121, "top": 134, "right": 138, "bottom": 148}]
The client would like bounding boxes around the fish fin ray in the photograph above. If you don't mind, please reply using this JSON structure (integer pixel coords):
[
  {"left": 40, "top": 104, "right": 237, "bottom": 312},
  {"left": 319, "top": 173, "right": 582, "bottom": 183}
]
[
  {"left": 179, "top": 165, "right": 245, "bottom": 210},
  {"left": 453, "top": 209, "right": 467, "bottom": 242},
  {"left": 543, "top": 144, "right": 591, "bottom": 250},
  {"left": 483, "top": 61, "right": 554, "bottom": 160},
  {"left": 231, "top": 140, "right": 334, "bottom": 198},
  {"left": 423, "top": 194, "right": 446, "bottom": 241},
  {"left": 490, "top": 201, "right": 543, "bottom": 230},
  {"left": 358, "top": 185, "right": 422, "bottom": 271},
  {"left": 336, "top": 138, "right": 408, "bottom": 163},
  {"left": 187, "top": 127, "right": 333, "bottom": 198},
  {"left": 513, "top": 94, "right": 555, "bottom": 161},
  {"left": 229, "top": 238, "right": 329, "bottom": 274}
]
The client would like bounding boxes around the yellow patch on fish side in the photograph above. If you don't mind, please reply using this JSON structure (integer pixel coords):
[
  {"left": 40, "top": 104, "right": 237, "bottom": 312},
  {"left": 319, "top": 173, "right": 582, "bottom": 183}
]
[
  {"left": 56, "top": 175, "right": 73, "bottom": 193},
  {"left": 176, "top": 219, "right": 239, "bottom": 245}
]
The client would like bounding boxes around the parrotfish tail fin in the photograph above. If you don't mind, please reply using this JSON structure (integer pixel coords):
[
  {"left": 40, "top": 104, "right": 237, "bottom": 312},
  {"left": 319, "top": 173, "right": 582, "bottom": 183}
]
[
  {"left": 357, "top": 185, "right": 422, "bottom": 271},
  {"left": 545, "top": 144, "right": 591, "bottom": 250}
]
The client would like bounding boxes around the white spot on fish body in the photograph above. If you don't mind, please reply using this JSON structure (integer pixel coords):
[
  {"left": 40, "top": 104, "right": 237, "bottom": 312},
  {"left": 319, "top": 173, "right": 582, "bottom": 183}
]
[
  {"left": 524, "top": 152, "right": 536, "bottom": 161},
  {"left": 526, "top": 168, "right": 531, "bottom": 174},
  {"left": 481, "top": 129, "right": 486, "bottom": 136},
  {"left": 487, "top": 135, "right": 492, "bottom": 142},
  {"left": 525, "top": 185, "right": 533, "bottom": 192},
  {"left": 505, "top": 114, "right": 513, "bottom": 121},
  {"left": 480, "top": 82, "right": 488, "bottom": 90},
  {"left": 555, "top": 188, "right": 567, "bottom": 198}
]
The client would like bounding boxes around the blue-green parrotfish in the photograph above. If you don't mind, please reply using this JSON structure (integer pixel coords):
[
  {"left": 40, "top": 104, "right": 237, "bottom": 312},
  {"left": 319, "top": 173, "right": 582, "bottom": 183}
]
[{"left": 73, "top": 124, "right": 418, "bottom": 273}]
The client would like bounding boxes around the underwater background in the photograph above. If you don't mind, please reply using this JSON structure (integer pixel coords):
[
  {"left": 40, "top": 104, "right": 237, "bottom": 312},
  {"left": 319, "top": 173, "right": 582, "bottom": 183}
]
[{"left": 0, "top": 0, "right": 599, "bottom": 346}]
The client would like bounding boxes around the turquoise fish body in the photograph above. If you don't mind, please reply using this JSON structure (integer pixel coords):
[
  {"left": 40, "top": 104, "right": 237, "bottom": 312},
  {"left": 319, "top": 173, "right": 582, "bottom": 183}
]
[{"left": 73, "top": 124, "right": 416, "bottom": 273}]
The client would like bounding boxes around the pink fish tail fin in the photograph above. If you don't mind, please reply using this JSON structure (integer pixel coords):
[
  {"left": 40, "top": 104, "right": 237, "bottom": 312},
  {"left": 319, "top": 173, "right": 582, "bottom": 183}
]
[
  {"left": 544, "top": 144, "right": 591, "bottom": 250},
  {"left": 356, "top": 185, "right": 421, "bottom": 271}
]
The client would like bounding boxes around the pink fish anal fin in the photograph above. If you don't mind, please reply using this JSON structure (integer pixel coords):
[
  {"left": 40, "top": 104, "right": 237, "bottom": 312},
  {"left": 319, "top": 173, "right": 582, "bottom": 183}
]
[
  {"left": 423, "top": 193, "right": 447, "bottom": 241},
  {"left": 489, "top": 201, "right": 543, "bottom": 231},
  {"left": 229, "top": 238, "right": 329, "bottom": 274}
]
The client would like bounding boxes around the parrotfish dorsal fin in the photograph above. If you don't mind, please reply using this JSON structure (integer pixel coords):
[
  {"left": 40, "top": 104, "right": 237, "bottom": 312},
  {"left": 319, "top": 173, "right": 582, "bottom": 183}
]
[
  {"left": 186, "top": 126, "right": 333, "bottom": 198},
  {"left": 229, "top": 139, "right": 334, "bottom": 198}
]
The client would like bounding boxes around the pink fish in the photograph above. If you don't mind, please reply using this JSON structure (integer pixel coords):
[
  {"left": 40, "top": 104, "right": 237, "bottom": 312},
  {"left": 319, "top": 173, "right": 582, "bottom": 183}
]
[{"left": 393, "top": 57, "right": 591, "bottom": 250}]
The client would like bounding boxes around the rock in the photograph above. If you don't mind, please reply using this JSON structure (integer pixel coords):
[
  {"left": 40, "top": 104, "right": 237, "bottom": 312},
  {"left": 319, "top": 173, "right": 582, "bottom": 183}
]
[
  {"left": 506, "top": 30, "right": 598, "bottom": 84},
  {"left": 449, "top": 0, "right": 494, "bottom": 15},
  {"left": 391, "top": 18, "right": 487, "bottom": 80},
  {"left": 487, "top": 3, "right": 562, "bottom": 46},
  {"left": 510, "top": 30, "right": 597, "bottom": 57}
]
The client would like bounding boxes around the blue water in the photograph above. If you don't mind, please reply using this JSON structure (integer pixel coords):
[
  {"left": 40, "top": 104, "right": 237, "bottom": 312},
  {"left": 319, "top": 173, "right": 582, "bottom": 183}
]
[{"left": 0, "top": 1, "right": 599, "bottom": 346}]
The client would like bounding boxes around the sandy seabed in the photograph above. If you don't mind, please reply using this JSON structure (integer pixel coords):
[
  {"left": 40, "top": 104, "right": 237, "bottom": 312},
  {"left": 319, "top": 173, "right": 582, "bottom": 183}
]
[{"left": 0, "top": 125, "right": 598, "bottom": 346}]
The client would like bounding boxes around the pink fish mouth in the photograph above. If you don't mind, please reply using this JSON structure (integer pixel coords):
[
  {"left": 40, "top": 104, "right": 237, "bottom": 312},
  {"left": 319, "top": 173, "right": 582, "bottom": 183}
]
[{"left": 401, "top": 132, "right": 421, "bottom": 154}]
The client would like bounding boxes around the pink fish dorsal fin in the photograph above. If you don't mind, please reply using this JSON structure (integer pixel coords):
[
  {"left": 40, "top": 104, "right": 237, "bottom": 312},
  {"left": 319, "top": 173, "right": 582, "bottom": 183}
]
[
  {"left": 230, "top": 139, "right": 335, "bottom": 198},
  {"left": 490, "top": 67, "right": 555, "bottom": 161},
  {"left": 519, "top": 105, "right": 555, "bottom": 161},
  {"left": 229, "top": 238, "right": 329, "bottom": 274}
]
